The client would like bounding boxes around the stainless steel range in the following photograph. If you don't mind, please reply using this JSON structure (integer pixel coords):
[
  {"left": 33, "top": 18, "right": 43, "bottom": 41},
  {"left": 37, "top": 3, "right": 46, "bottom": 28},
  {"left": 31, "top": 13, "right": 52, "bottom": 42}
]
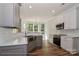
[
  {"left": 53, "top": 34, "right": 66, "bottom": 47},
  {"left": 53, "top": 35, "right": 61, "bottom": 46}
]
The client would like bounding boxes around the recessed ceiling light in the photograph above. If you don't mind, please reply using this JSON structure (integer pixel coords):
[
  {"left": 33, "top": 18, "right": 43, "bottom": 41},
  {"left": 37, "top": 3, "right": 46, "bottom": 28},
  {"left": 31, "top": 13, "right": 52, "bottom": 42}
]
[
  {"left": 29, "top": 5, "right": 32, "bottom": 8},
  {"left": 52, "top": 10, "right": 55, "bottom": 13}
]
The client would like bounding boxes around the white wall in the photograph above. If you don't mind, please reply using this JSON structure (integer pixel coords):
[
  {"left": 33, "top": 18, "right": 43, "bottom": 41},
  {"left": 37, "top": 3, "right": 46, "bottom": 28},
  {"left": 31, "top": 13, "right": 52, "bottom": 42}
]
[{"left": 46, "top": 16, "right": 62, "bottom": 44}]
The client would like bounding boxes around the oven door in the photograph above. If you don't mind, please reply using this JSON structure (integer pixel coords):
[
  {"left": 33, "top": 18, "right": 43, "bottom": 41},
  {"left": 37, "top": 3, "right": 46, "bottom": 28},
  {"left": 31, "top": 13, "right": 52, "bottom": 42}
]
[{"left": 53, "top": 35, "right": 60, "bottom": 46}]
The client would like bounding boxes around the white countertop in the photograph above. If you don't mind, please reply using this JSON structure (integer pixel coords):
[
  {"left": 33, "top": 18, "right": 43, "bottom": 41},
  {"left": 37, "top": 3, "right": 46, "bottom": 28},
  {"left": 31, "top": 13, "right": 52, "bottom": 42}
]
[
  {"left": 26, "top": 34, "right": 43, "bottom": 36},
  {"left": 0, "top": 37, "right": 28, "bottom": 46},
  {"left": 67, "top": 34, "right": 79, "bottom": 37},
  {"left": 0, "top": 28, "right": 28, "bottom": 46},
  {"left": 0, "top": 27, "right": 43, "bottom": 46},
  {"left": 0, "top": 32, "right": 43, "bottom": 46},
  {"left": 26, "top": 32, "right": 43, "bottom": 36}
]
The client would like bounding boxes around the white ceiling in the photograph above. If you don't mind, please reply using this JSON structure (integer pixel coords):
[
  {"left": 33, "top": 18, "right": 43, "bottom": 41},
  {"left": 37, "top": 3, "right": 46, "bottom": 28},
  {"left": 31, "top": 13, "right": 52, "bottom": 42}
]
[{"left": 20, "top": 3, "right": 77, "bottom": 21}]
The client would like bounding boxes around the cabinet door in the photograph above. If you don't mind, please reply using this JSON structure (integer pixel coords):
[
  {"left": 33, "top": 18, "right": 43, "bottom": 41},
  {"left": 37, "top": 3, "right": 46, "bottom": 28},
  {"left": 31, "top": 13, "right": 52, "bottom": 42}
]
[
  {"left": 28, "top": 41, "right": 36, "bottom": 52},
  {"left": 64, "top": 8, "right": 76, "bottom": 29},
  {"left": 0, "top": 3, "right": 20, "bottom": 27},
  {"left": 0, "top": 4, "right": 4, "bottom": 26},
  {"left": 13, "top": 3, "right": 20, "bottom": 27},
  {"left": 61, "top": 36, "right": 73, "bottom": 51},
  {"left": 2, "top": 3, "right": 14, "bottom": 27},
  {"left": 36, "top": 36, "right": 42, "bottom": 48},
  {"left": 65, "top": 37, "right": 73, "bottom": 51},
  {"left": 61, "top": 36, "right": 67, "bottom": 49}
]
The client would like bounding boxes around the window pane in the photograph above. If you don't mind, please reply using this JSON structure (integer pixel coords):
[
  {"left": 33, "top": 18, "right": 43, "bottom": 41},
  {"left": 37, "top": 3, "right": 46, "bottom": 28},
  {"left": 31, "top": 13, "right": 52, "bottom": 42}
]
[
  {"left": 41, "top": 24, "right": 45, "bottom": 34},
  {"left": 28, "top": 24, "right": 33, "bottom": 31},
  {"left": 34, "top": 24, "right": 38, "bottom": 32}
]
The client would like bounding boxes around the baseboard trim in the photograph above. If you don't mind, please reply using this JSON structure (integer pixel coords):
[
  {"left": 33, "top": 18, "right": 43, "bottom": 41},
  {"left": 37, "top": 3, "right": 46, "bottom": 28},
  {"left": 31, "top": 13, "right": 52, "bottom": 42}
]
[
  {"left": 68, "top": 50, "right": 79, "bottom": 54},
  {"left": 47, "top": 41, "right": 79, "bottom": 55}
]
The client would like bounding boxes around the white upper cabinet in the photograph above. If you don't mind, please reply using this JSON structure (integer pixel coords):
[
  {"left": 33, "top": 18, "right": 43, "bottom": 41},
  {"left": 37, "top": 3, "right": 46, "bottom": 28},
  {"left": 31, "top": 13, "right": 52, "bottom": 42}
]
[
  {"left": 56, "top": 6, "right": 79, "bottom": 30},
  {"left": 0, "top": 4, "right": 3, "bottom": 26},
  {"left": 63, "top": 7, "right": 79, "bottom": 29},
  {"left": 0, "top": 3, "right": 20, "bottom": 28}
]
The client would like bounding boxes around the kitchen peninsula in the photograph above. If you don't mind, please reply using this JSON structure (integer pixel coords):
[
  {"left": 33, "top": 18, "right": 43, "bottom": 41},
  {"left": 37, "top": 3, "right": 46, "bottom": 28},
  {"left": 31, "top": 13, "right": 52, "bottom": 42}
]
[
  {"left": 26, "top": 34, "right": 43, "bottom": 52},
  {"left": 0, "top": 28, "right": 43, "bottom": 56}
]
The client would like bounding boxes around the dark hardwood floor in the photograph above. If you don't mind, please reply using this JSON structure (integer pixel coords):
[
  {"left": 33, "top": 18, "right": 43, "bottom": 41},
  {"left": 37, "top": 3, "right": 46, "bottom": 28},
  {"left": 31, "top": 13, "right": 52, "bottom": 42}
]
[{"left": 28, "top": 40, "right": 77, "bottom": 56}]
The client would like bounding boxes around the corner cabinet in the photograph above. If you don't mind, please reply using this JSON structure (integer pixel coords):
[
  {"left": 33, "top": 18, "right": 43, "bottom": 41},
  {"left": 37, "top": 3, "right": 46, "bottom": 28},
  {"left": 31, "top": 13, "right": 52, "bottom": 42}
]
[
  {"left": 61, "top": 36, "right": 79, "bottom": 53},
  {"left": 64, "top": 7, "right": 79, "bottom": 29},
  {"left": 61, "top": 36, "right": 74, "bottom": 51},
  {"left": 0, "top": 3, "right": 20, "bottom": 28}
]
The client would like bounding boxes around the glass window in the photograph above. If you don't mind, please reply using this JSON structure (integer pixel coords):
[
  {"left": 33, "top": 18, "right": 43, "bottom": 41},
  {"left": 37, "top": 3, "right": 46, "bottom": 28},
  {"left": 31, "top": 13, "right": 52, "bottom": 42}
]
[
  {"left": 34, "top": 24, "right": 38, "bottom": 32},
  {"left": 28, "top": 24, "right": 33, "bottom": 32},
  {"left": 25, "top": 23, "right": 45, "bottom": 33},
  {"left": 41, "top": 24, "right": 45, "bottom": 34}
]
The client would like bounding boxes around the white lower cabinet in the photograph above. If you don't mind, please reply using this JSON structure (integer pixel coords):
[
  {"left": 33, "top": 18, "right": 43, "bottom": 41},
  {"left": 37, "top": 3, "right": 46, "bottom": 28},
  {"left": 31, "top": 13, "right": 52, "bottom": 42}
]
[{"left": 61, "top": 36, "right": 74, "bottom": 51}]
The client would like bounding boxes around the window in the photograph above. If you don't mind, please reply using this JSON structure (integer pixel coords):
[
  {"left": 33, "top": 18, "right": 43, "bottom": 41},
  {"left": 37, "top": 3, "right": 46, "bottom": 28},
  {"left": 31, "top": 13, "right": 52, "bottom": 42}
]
[
  {"left": 41, "top": 24, "right": 45, "bottom": 34},
  {"left": 34, "top": 24, "right": 38, "bottom": 32},
  {"left": 28, "top": 24, "right": 33, "bottom": 32},
  {"left": 25, "top": 23, "right": 45, "bottom": 33}
]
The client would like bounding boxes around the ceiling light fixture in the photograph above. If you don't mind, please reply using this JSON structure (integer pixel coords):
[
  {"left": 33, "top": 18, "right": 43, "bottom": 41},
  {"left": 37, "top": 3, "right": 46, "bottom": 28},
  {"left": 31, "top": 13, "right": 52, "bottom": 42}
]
[
  {"left": 29, "top": 5, "right": 32, "bottom": 8},
  {"left": 52, "top": 10, "right": 55, "bottom": 13}
]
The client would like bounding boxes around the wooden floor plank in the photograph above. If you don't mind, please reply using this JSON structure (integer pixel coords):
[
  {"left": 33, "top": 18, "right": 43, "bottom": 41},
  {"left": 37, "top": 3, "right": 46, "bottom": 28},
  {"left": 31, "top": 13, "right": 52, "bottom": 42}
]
[{"left": 28, "top": 40, "right": 79, "bottom": 56}]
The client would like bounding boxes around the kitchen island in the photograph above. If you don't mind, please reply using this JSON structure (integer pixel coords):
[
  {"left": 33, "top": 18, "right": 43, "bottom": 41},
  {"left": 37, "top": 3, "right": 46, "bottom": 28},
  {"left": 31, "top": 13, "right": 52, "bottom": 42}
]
[
  {"left": 26, "top": 35, "right": 43, "bottom": 52},
  {"left": 0, "top": 34, "right": 43, "bottom": 56},
  {"left": 0, "top": 37, "right": 28, "bottom": 56},
  {"left": 0, "top": 27, "right": 43, "bottom": 56}
]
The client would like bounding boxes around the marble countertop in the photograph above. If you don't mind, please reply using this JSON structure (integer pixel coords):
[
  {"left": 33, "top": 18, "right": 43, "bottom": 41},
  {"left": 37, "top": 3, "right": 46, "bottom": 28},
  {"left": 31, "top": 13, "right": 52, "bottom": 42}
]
[
  {"left": 61, "top": 34, "right": 79, "bottom": 38},
  {"left": 0, "top": 27, "right": 43, "bottom": 47},
  {"left": 0, "top": 37, "right": 28, "bottom": 46},
  {"left": 0, "top": 32, "right": 28, "bottom": 46},
  {"left": 67, "top": 34, "right": 79, "bottom": 37}
]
